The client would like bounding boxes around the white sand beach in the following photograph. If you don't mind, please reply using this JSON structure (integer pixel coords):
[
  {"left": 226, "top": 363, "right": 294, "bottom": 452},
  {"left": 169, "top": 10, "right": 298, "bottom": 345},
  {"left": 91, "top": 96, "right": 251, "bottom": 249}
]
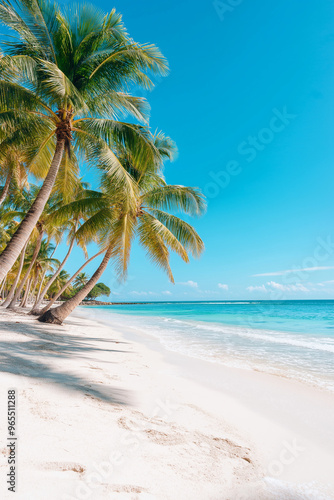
[{"left": 0, "top": 308, "right": 333, "bottom": 500}]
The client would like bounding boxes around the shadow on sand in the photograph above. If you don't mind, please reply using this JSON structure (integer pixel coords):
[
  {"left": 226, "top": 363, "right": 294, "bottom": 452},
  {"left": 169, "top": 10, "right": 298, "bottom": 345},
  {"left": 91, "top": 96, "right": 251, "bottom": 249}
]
[{"left": 0, "top": 310, "right": 133, "bottom": 406}]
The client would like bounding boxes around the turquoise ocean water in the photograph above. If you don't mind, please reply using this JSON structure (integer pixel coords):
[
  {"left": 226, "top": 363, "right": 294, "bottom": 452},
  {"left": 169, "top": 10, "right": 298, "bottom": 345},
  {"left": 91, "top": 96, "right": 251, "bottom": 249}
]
[{"left": 82, "top": 300, "right": 334, "bottom": 393}]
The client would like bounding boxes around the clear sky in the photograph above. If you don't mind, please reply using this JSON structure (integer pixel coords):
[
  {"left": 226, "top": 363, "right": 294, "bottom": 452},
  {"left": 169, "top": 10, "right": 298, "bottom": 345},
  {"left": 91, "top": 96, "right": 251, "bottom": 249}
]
[{"left": 57, "top": 0, "right": 334, "bottom": 301}]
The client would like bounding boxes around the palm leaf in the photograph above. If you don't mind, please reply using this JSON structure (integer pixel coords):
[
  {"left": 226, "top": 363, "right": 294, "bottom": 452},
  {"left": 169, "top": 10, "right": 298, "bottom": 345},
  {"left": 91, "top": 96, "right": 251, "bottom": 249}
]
[
  {"left": 137, "top": 213, "right": 174, "bottom": 283},
  {"left": 148, "top": 209, "right": 204, "bottom": 258},
  {"left": 142, "top": 185, "right": 206, "bottom": 216}
]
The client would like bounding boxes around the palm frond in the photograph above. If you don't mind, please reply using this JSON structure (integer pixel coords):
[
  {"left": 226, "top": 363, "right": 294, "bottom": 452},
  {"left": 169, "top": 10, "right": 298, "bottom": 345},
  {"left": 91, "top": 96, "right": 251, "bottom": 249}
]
[
  {"left": 86, "top": 91, "right": 150, "bottom": 123},
  {"left": 140, "top": 211, "right": 189, "bottom": 263},
  {"left": 149, "top": 209, "right": 205, "bottom": 258},
  {"left": 38, "top": 59, "right": 88, "bottom": 112},
  {"left": 142, "top": 185, "right": 206, "bottom": 216},
  {"left": 137, "top": 212, "right": 174, "bottom": 283},
  {"left": 73, "top": 126, "right": 138, "bottom": 208},
  {"left": 108, "top": 212, "right": 136, "bottom": 280}
]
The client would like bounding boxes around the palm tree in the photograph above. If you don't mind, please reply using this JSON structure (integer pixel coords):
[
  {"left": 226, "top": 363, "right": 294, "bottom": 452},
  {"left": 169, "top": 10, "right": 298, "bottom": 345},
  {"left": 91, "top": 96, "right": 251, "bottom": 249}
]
[
  {"left": 4, "top": 225, "right": 43, "bottom": 308},
  {"left": 31, "top": 239, "right": 59, "bottom": 307},
  {"left": 73, "top": 272, "right": 90, "bottom": 290},
  {"left": 47, "top": 269, "right": 71, "bottom": 298},
  {"left": 28, "top": 184, "right": 94, "bottom": 314},
  {"left": 20, "top": 276, "right": 32, "bottom": 307},
  {"left": 2, "top": 186, "right": 64, "bottom": 309},
  {"left": 38, "top": 168, "right": 206, "bottom": 324},
  {"left": 29, "top": 219, "right": 79, "bottom": 312},
  {"left": 0, "top": 239, "right": 28, "bottom": 306},
  {"left": 18, "top": 238, "right": 59, "bottom": 307},
  {"left": 0, "top": 0, "right": 169, "bottom": 282},
  {"left": 38, "top": 248, "right": 104, "bottom": 315}
]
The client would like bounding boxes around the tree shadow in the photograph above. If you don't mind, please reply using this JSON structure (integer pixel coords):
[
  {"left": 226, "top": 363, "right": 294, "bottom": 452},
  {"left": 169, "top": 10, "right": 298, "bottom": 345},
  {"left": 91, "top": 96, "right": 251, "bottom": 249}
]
[{"left": 0, "top": 312, "right": 133, "bottom": 406}]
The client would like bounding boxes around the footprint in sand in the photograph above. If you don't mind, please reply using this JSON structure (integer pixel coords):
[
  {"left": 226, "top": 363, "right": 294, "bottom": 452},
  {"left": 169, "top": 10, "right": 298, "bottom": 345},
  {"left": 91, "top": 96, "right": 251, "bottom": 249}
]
[
  {"left": 42, "top": 462, "right": 86, "bottom": 474},
  {"left": 117, "top": 412, "right": 253, "bottom": 470}
]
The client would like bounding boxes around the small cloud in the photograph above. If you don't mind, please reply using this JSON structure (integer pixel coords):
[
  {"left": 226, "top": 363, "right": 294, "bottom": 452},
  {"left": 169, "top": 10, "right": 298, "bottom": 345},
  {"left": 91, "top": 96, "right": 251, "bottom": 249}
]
[
  {"left": 253, "top": 266, "right": 334, "bottom": 277},
  {"left": 218, "top": 283, "right": 228, "bottom": 290},
  {"left": 292, "top": 284, "right": 309, "bottom": 292},
  {"left": 247, "top": 285, "right": 267, "bottom": 292},
  {"left": 267, "top": 281, "right": 285, "bottom": 291},
  {"left": 161, "top": 291, "right": 172, "bottom": 295},
  {"left": 267, "top": 281, "right": 309, "bottom": 292},
  {"left": 178, "top": 280, "right": 198, "bottom": 288},
  {"left": 130, "top": 291, "right": 148, "bottom": 296}
]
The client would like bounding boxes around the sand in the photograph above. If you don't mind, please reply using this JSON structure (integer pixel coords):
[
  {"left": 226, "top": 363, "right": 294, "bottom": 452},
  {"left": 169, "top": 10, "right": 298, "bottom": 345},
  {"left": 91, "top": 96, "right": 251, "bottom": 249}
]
[{"left": 0, "top": 307, "right": 333, "bottom": 500}]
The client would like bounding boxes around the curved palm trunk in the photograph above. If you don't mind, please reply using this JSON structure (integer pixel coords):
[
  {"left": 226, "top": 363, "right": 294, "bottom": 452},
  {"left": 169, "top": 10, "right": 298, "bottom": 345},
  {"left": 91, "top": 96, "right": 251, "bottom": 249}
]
[
  {"left": 0, "top": 277, "right": 6, "bottom": 299},
  {"left": 30, "top": 271, "right": 40, "bottom": 304},
  {"left": 1, "top": 240, "right": 28, "bottom": 307},
  {"left": 32, "top": 242, "right": 59, "bottom": 307},
  {"left": 0, "top": 172, "right": 12, "bottom": 206},
  {"left": 0, "top": 275, "right": 5, "bottom": 288},
  {"left": 30, "top": 230, "right": 76, "bottom": 314},
  {"left": 7, "top": 231, "right": 43, "bottom": 309},
  {"left": 20, "top": 277, "right": 32, "bottom": 308},
  {"left": 0, "top": 139, "right": 65, "bottom": 283},
  {"left": 34, "top": 269, "right": 47, "bottom": 305},
  {"left": 37, "top": 249, "right": 104, "bottom": 315},
  {"left": 38, "top": 246, "right": 112, "bottom": 324}
]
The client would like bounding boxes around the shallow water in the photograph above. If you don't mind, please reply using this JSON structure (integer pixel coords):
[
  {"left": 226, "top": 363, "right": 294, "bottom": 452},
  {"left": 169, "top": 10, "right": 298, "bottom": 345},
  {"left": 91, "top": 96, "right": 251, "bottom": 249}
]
[{"left": 80, "top": 300, "right": 334, "bottom": 393}]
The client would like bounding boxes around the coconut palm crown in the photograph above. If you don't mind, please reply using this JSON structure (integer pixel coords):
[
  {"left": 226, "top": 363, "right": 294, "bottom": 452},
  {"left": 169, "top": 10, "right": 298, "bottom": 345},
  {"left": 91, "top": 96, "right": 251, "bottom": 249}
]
[{"left": 0, "top": 0, "right": 169, "bottom": 281}]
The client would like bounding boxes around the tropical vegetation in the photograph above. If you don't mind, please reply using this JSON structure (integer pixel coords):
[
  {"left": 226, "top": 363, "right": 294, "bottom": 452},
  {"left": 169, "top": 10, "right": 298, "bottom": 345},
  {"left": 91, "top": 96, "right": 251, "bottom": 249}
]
[{"left": 0, "top": 0, "right": 205, "bottom": 324}]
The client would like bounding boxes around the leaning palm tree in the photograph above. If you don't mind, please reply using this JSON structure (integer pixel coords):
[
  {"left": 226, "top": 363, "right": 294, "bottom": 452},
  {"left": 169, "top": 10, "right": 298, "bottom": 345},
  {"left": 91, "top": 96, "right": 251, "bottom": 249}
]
[
  {"left": 0, "top": 239, "right": 28, "bottom": 306},
  {"left": 3, "top": 227, "right": 42, "bottom": 308},
  {"left": 38, "top": 168, "right": 206, "bottom": 324},
  {"left": 29, "top": 184, "right": 95, "bottom": 314},
  {"left": 2, "top": 185, "right": 64, "bottom": 308},
  {"left": 38, "top": 248, "right": 104, "bottom": 315},
  {"left": 0, "top": 0, "right": 169, "bottom": 281},
  {"left": 31, "top": 239, "right": 59, "bottom": 308}
]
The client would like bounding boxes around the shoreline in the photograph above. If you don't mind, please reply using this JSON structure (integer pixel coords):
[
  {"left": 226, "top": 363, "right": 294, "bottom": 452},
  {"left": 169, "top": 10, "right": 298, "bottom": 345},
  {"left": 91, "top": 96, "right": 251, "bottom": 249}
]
[
  {"left": 74, "top": 307, "right": 334, "bottom": 497},
  {"left": 0, "top": 308, "right": 333, "bottom": 499},
  {"left": 78, "top": 305, "right": 334, "bottom": 395}
]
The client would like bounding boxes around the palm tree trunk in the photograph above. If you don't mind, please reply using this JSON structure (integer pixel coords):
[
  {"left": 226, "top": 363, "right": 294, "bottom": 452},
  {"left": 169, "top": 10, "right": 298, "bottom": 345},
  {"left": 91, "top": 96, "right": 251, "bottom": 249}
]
[
  {"left": 32, "top": 241, "right": 59, "bottom": 307},
  {"left": 20, "top": 277, "right": 32, "bottom": 308},
  {"left": 0, "top": 277, "right": 6, "bottom": 299},
  {"left": 0, "top": 139, "right": 65, "bottom": 282},
  {"left": 38, "top": 246, "right": 112, "bottom": 324},
  {"left": 30, "top": 229, "right": 76, "bottom": 313},
  {"left": 37, "top": 249, "right": 104, "bottom": 315},
  {"left": 0, "top": 172, "right": 12, "bottom": 206},
  {"left": 7, "top": 231, "right": 43, "bottom": 309},
  {"left": 1, "top": 240, "right": 28, "bottom": 308},
  {"left": 34, "top": 269, "right": 47, "bottom": 305},
  {"left": 30, "top": 271, "right": 40, "bottom": 304}
]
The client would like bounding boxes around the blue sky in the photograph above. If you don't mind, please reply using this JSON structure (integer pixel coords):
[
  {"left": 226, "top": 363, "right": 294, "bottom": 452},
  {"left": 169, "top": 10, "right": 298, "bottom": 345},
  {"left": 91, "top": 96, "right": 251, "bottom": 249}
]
[{"left": 58, "top": 0, "right": 334, "bottom": 301}]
